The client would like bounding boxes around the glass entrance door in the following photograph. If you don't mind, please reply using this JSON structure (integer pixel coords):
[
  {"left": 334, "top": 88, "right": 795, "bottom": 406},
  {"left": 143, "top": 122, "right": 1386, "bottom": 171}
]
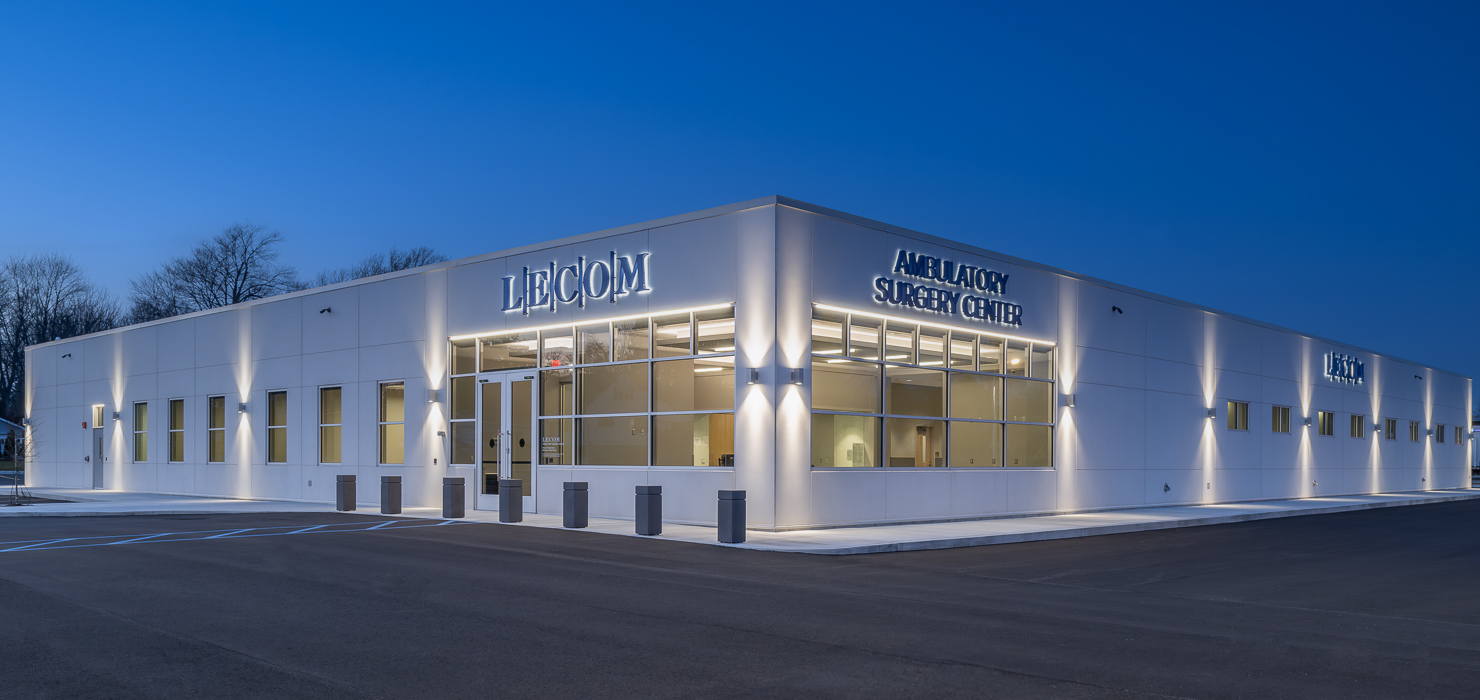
[{"left": 475, "top": 371, "right": 536, "bottom": 512}]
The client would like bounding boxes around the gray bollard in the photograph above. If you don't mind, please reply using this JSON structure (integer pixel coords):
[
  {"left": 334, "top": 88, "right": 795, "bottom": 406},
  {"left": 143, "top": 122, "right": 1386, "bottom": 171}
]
[
  {"left": 635, "top": 485, "right": 662, "bottom": 536},
  {"left": 499, "top": 479, "right": 523, "bottom": 523},
  {"left": 563, "top": 482, "right": 588, "bottom": 528},
  {"left": 443, "top": 477, "right": 465, "bottom": 519},
  {"left": 336, "top": 475, "right": 356, "bottom": 511},
  {"left": 380, "top": 475, "right": 401, "bottom": 515},
  {"left": 718, "top": 490, "right": 745, "bottom": 543}
]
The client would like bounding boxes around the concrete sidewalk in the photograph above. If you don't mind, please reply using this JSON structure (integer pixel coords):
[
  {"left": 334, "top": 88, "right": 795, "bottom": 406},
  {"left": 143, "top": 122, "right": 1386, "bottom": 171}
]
[{"left": 8, "top": 487, "right": 1480, "bottom": 554}]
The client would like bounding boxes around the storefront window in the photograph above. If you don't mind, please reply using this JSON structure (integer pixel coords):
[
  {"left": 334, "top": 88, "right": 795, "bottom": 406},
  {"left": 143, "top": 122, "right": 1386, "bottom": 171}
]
[
  {"left": 653, "top": 313, "right": 692, "bottom": 357},
  {"left": 653, "top": 358, "right": 734, "bottom": 412},
  {"left": 811, "top": 309, "right": 845, "bottom": 355},
  {"left": 848, "top": 316, "right": 881, "bottom": 360},
  {"left": 482, "top": 332, "right": 538, "bottom": 371},
  {"left": 811, "top": 414, "right": 879, "bottom": 467},
  {"left": 540, "top": 327, "right": 574, "bottom": 367},
  {"left": 577, "top": 416, "right": 646, "bottom": 465},
  {"left": 577, "top": 323, "right": 611, "bottom": 364},
  {"left": 653, "top": 413, "right": 734, "bottom": 466},
  {"left": 1005, "top": 378, "right": 1052, "bottom": 423},
  {"left": 578, "top": 364, "right": 648, "bottom": 415},
  {"left": 951, "top": 422, "right": 1002, "bottom": 467},
  {"left": 613, "top": 318, "right": 650, "bottom": 361},
  {"left": 886, "top": 417, "right": 945, "bottom": 467},
  {"left": 950, "top": 373, "right": 1002, "bottom": 420},
  {"left": 885, "top": 365, "right": 945, "bottom": 417},
  {"left": 813, "top": 361, "right": 881, "bottom": 413},
  {"left": 694, "top": 307, "right": 735, "bottom": 353}
]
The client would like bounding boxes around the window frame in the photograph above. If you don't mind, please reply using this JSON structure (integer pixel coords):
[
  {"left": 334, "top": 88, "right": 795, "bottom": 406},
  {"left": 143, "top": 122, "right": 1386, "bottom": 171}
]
[
  {"left": 1409, "top": 420, "right": 1421, "bottom": 442},
  {"left": 1317, "top": 410, "right": 1335, "bottom": 437},
  {"left": 1350, "top": 414, "right": 1365, "bottom": 439},
  {"left": 319, "top": 386, "right": 343, "bottom": 465},
  {"left": 1271, "top": 405, "right": 1291, "bottom": 434},
  {"left": 132, "top": 401, "right": 148, "bottom": 462},
  {"left": 207, "top": 395, "right": 227, "bottom": 463},
  {"left": 168, "top": 398, "right": 185, "bottom": 462},
  {"left": 809, "top": 307, "right": 1055, "bottom": 470},
  {"left": 379, "top": 381, "right": 406, "bottom": 466},
  {"left": 1384, "top": 417, "right": 1397, "bottom": 441},
  {"left": 1226, "top": 401, "right": 1249, "bottom": 431},
  {"left": 266, "top": 390, "right": 288, "bottom": 464}
]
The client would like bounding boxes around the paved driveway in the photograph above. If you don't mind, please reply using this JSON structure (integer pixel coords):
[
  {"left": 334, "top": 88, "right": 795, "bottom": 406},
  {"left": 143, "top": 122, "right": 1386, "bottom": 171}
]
[{"left": 2, "top": 501, "right": 1478, "bottom": 699}]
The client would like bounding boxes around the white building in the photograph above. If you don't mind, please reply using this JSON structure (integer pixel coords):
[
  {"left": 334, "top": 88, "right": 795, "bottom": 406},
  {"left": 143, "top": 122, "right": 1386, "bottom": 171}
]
[{"left": 21, "top": 197, "right": 1473, "bottom": 528}]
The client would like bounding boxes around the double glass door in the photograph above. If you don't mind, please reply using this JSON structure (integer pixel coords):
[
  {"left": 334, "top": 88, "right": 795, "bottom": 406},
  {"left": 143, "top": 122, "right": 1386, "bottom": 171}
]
[{"left": 475, "top": 371, "right": 536, "bottom": 512}]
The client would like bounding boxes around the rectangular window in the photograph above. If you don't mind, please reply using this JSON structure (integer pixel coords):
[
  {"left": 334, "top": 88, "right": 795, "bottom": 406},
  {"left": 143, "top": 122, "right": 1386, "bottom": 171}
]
[
  {"left": 948, "top": 332, "right": 975, "bottom": 370},
  {"left": 950, "top": 373, "right": 1003, "bottom": 421},
  {"left": 813, "top": 361, "right": 882, "bottom": 414},
  {"left": 1030, "top": 344, "right": 1054, "bottom": 379},
  {"left": 577, "top": 416, "right": 646, "bottom": 465},
  {"left": 1004, "top": 424, "right": 1052, "bottom": 467},
  {"left": 694, "top": 307, "right": 735, "bottom": 354},
  {"left": 1317, "top": 411, "right": 1334, "bottom": 437},
  {"left": 540, "top": 369, "right": 575, "bottom": 416},
  {"left": 132, "top": 401, "right": 148, "bottom": 462},
  {"left": 1272, "top": 405, "right": 1290, "bottom": 434},
  {"left": 379, "top": 382, "right": 405, "bottom": 464},
  {"left": 916, "top": 327, "right": 946, "bottom": 366},
  {"left": 1457, "top": 426, "right": 1464, "bottom": 445},
  {"left": 811, "top": 309, "right": 845, "bottom": 355},
  {"left": 1004, "top": 340, "right": 1029, "bottom": 376},
  {"left": 451, "top": 338, "right": 477, "bottom": 375},
  {"left": 653, "top": 413, "right": 735, "bottom": 466},
  {"left": 208, "top": 396, "right": 226, "bottom": 462},
  {"left": 884, "top": 322, "right": 915, "bottom": 364},
  {"left": 449, "top": 374, "right": 475, "bottom": 465},
  {"left": 577, "top": 363, "right": 649, "bottom": 414},
  {"left": 539, "top": 418, "right": 573, "bottom": 465},
  {"left": 978, "top": 337, "right": 1003, "bottom": 373},
  {"left": 169, "top": 399, "right": 184, "bottom": 462},
  {"left": 1410, "top": 420, "right": 1420, "bottom": 442},
  {"left": 320, "top": 387, "right": 342, "bottom": 464},
  {"left": 885, "top": 417, "right": 946, "bottom": 467},
  {"left": 613, "top": 318, "right": 651, "bottom": 361},
  {"left": 577, "top": 322, "right": 611, "bottom": 364},
  {"left": 481, "top": 331, "right": 539, "bottom": 371},
  {"left": 1005, "top": 378, "right": 1052, "bottom": 423},
  {"left": 1436, "top": 424, "right": 1445, "bottom": 444},
  {"left": 1226, "top": 401, "right": 1249, "bottom": 431},
  {"left": 885, "top": 365, "right": 945, "bottom": 417},
  {"left": 1350, "top": 414, "right": 1364, "bottom": 439},
  {"left": 652, "top": 358, "right": 735, "bottom": 412},
  {"left": 950, "top": 421, "right": 1002, "bottom": 467},
  {"left": 653, "top": 313, "right": 692, "bottom": 357},
  {"left": 1385, "top": 418, "right": 1397, "bottom": 440},
  {"left": 92, "top": 404, "right": 105, "bottom": 427},
  {"left": 267, "top": 391, "right": 287, "bottom": 463},
  {"left": 541, "top": 326, "right": 574, "bottom": 367},
  {"left": 847, "top": 316, "right": 881, "bottom": 360},
  {"left": 811, "top": 414, "right": 879, "bottom": 467}
]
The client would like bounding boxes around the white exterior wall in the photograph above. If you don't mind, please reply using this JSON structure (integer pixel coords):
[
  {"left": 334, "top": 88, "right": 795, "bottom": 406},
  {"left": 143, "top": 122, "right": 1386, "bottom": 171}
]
[{"left": 21, "top": 197, "right": 1473, "bottom": 528}]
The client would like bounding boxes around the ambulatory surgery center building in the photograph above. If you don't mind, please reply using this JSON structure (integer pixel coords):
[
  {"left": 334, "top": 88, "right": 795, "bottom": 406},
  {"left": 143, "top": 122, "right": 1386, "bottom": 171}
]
[{"left": 21, "top": 197, "right": 1473, "bottom": 528}]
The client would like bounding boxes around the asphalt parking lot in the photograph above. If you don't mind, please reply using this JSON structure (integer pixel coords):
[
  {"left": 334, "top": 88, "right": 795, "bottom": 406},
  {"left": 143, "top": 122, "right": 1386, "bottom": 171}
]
[{"left": 3, "top": 501, "right": 1479, "bottom": 699}]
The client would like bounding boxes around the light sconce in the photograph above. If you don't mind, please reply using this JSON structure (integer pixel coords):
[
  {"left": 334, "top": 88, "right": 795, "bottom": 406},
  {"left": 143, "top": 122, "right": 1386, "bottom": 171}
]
[
  {"left": 427, "top": 389, "right": 439, "bottom": 404},
  {"left": 1303, "top": 417, "right": 1312, "bottom": 427},
  {"left": 21, "top": 417, "right": 32, "bottom": 426},
  {"left": 436, "top": 430, "right": 446, "bottom": 437},
  {"left": 238, "top": 403, "right": 248, "bottom": 414},
  {"left": 789, "top": 368, "right": 804, "bottom": 385},
  {"left": 1063, "top": 394, "right": 1076, "bottom": 408},
  {"left": 747, "top": 369, "right": 760, "bottom": 385},
  {"left": 1426, "top": 428, "right": 1433, "bottom": 436},
  {"left": 319, "top": 307, "right": 332, "bottom": 314},
  {"left": 1207, "top": 407, "right": 1217, "bottom": 419},
  {"left": 112, "top": 411, "right": 120, "bottom": 421}
]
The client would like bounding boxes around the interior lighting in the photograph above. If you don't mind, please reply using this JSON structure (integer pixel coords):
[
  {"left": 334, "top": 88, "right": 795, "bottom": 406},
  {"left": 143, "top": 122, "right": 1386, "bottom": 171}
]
[
  {"left": 815, "top": 349, "right": 842, "bottom": 355},
  {"left": 449, "top": 302, "right": 734, "bottom": 341},
  {"left": 920, "top": 361, "right": 943, "bottom": 366},
  {"left": 1010, "top": 358, "right": 1021, "bottom": 366},
  {"left": 814, "top": 303, "right": 1055, "bottom": 346},
  {"left": 711, "top": 346, "right": 735, "bottom": 352},
  {"left": 885, "top": 354, "right": 907, "bottom": 360},
  {"left": 825, "top": 359, "right": 854, "bottom": 364},
  {"left": 694, "top": 367, "right": 723, "bottom": 373}
]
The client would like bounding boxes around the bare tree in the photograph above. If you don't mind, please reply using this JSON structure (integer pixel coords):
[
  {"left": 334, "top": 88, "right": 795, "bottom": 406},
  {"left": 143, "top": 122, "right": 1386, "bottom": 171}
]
[
  {"left": 311, "top": 246, "right": 448, "bottom": 287},
  {"left": 0, "top": 255, "right": 120, "bottom": 423},
  {"left": 127, "top": 223, "right": 300, "bottom": 323}
]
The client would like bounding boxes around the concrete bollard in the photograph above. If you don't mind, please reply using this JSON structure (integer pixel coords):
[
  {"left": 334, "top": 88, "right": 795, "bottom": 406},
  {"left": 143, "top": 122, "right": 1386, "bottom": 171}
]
[
  {"left": 380, "top": 475, "right": 401, "bottom": 515},
  {"left": 336, "top": 475, "right": 356, "bottom": 511},
  {"left": 563, "top": 482, "right": 588, "bottom": 528},
  {"left": 443, "top": 477, "right": 465, "bottom": 519},
  {"left": 635, "top": 485, "right": 662, "bottom": 536},
  {"left": 499, "top": 479, "right": 523, "bottom": 523},
  {"left": 718, "top": 490, "right": 745, "bottom": 543}
]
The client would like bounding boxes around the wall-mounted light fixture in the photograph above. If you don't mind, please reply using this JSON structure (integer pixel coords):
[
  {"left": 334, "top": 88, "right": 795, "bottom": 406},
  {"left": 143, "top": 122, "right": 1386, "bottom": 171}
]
[
  {"left": 1426, "top": 428, "right": 1433, "bottom": 436},
  {"left": 428, "top": 389, "right": 439, "bottom": 404},
  {"left": 789, "top": 368, "right": 804, "bottom": 385},
  {"left": 238, "top": 403, "right": 248, "bottom": 414},
  {"left": 22, "top": 417, "right": 32, "bottom": 426},
  {"left": 61, "top": 353, "right": 71, "bottom": 358},
  {"left": 1063, "top": 394, "right": 1076, "bottom": 408},
  {"left": 1303, "top": 417, "right": 1312, "bottom": 427},
  {"left": 1207, "top": 406, "right": 1217, "bottom": 419},
  {"left": 112, "top": 411, "right": 120, "bottom": 421},
  {"left": 747, "top": 369, "right": 760, "bottom": 385},
  {"left": 436, "top": 430, "right": 446, "bottom": 437},
  {"left": 320, "top": 308, "right": 331, "bottom": 314}
]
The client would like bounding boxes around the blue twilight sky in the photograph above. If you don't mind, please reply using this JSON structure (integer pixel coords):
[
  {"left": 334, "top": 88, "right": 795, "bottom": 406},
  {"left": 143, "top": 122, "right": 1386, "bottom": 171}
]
[{"left": 1, "top": 2, "right": 1476, "bottom": 384}]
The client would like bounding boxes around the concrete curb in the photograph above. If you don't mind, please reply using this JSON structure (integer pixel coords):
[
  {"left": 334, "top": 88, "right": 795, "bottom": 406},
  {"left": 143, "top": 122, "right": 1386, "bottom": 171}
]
[{"left": 794, "top": 491, "right": 1480, "bottom": 555}]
